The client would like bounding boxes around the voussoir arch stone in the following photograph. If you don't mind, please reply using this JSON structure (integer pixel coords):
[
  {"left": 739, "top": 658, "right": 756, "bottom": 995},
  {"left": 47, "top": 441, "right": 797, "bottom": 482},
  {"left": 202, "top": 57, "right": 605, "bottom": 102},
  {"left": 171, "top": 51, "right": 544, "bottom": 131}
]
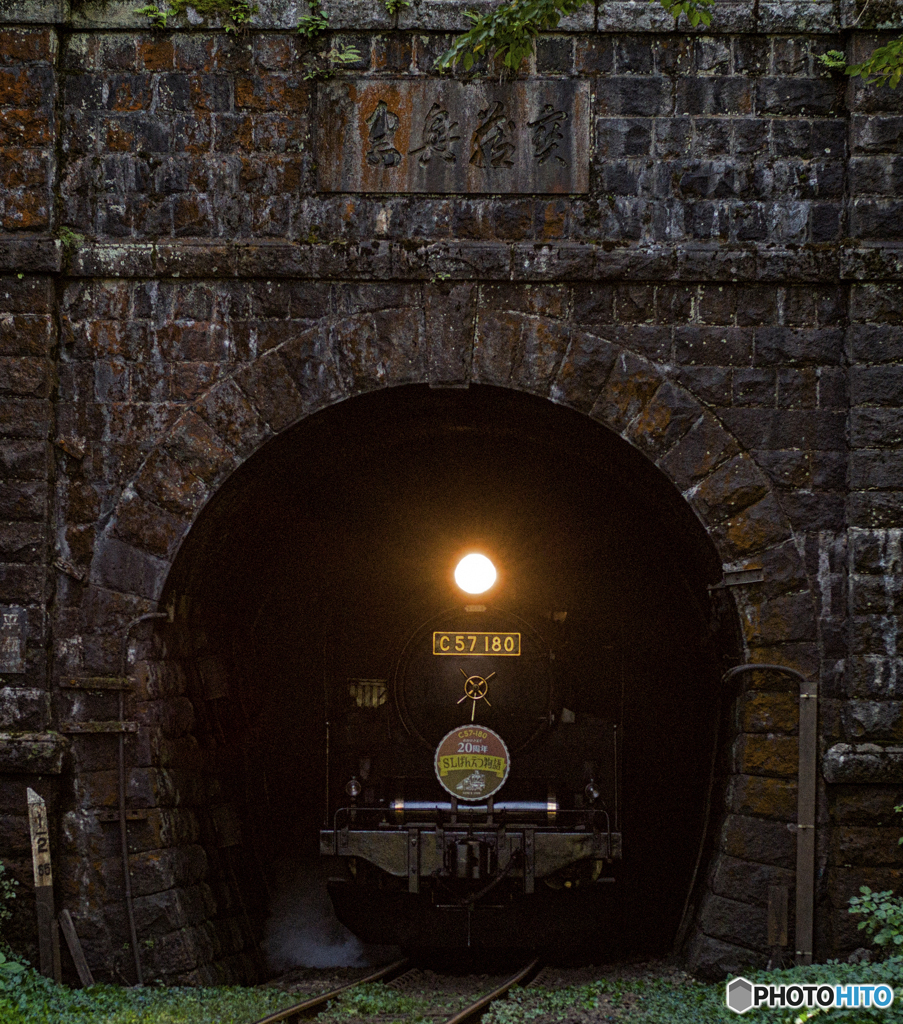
[{"left": 90, "top": 311, "right": 816, "bottom": 659}]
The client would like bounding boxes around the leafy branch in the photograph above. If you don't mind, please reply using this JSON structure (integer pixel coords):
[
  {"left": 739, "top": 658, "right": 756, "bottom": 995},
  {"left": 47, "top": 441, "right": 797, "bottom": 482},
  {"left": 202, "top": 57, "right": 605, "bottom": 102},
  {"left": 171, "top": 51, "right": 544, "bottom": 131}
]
[
  {"left": 435, "top": 0, "right": 713, "bottom": 73},
  {"left": 819, "top": 36, "right": 903, "bottom": 88}
]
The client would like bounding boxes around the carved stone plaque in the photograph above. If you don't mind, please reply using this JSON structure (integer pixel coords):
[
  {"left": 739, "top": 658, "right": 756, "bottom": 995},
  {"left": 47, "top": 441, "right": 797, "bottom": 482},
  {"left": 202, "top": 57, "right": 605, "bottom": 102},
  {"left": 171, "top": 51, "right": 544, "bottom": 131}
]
[
  {"left": 317, "top": 80, "right": 589, "bottom": 194},
  {"left": 0, "top": 606, "right": 26, "bottom": 674}
]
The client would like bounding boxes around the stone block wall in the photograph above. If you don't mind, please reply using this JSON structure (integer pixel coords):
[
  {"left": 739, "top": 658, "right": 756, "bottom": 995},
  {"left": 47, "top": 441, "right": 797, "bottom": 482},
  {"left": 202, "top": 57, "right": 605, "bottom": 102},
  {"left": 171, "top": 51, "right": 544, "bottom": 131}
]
[{"left": 0, "top": 0, "right": 900, "bottom": 983}]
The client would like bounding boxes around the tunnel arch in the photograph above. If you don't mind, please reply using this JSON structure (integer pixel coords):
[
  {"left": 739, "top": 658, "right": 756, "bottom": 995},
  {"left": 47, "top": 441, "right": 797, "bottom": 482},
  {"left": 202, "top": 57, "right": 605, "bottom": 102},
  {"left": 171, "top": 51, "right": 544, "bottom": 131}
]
[{"left": 80, "top": 315, "right": 819, "bottom": 981}]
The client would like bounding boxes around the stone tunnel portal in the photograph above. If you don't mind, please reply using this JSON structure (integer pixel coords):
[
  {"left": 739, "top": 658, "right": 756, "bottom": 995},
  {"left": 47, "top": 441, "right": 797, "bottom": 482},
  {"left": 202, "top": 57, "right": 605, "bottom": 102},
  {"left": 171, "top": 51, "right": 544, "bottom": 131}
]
[{"left": 155, "top": 383, "right": 741, "bottom": 968}]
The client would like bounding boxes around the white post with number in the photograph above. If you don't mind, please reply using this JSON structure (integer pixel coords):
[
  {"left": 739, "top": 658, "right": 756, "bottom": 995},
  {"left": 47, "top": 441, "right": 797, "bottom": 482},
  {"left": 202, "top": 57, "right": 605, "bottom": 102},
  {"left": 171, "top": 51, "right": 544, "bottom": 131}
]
[{"left": 27, "top": 788, "right": 59, "bottom": 981}]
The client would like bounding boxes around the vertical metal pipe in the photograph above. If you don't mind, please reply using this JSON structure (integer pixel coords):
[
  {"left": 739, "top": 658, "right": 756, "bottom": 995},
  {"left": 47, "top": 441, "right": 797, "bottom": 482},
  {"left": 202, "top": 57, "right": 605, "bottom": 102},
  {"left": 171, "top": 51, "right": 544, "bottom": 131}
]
[
  {"left": 119, "top": 610, "right": 167, "bottom": 986},
  {"left": 119, "top": 689, "right": 143, "bottom": 985},
  {"left": 722, "top": 664, "right": 816, "bottom": 967},
  {"left": 795, "top": 676, "right": 818, "bottom": 966}
]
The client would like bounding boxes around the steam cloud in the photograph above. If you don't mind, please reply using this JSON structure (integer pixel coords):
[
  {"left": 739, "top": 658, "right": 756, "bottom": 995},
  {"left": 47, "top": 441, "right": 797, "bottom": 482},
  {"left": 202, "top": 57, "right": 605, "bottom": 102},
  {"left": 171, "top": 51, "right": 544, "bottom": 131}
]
[{"left": 262, "top": 860, "right": 394, "bottom": 970}]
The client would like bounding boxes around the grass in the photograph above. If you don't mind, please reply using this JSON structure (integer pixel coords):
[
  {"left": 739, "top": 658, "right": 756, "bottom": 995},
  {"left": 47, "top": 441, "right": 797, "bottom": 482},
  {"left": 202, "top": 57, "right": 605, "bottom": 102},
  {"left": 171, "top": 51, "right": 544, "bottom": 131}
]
[
  {"left": 0, "top": 966, "right": 301, "bottom": 1024},
  {"left": 3, "top": 956, "right": 903, "bottom": 1023}
]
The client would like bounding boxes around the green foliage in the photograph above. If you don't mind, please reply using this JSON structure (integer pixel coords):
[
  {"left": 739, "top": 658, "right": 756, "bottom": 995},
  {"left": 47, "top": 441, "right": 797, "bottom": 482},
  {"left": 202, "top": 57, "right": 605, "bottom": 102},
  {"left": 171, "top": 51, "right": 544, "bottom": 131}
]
[
  {"left": 135, "top": 0, "right": 258, "bottom": 32},
  {"left": 297, "top": 1, "right": 330, "bottom": 38},
  {"left": 0, "top": 864, "right": 18, "bottom": 932},
  {"left": 435, "top": 0, "right": 712, "bottom": 73},
  {"left": 435, "top": 0, "right": 587, "bottom": 73},
  {"left": 301, "top": 44, "right": 362, "bottom": 80},
  {"left": 479, "top": 959, "right": 903, "bottom": 1024},
  {"left": 818, "top": 38, "right": 903, "bottom": 87},
  {"left": 847, "top": 35, "right": 903, "bottom": 88},
  {"left": 818, "top": 48, "right": 849, "bottom": 70},
  {"left": 384, "top": 0, "right": 412, "bottom": 13},
  {"left": 0, "top": 952, "right": 26, "bottom": 994},
  {"left": 134, "top": 3, "right": 170, "bottom": 28},
  {"left": 0, "top": 966, "right": 304, "bottom": 1024},
  {"left": 656, "top": 0, "right": 714, "bottom": 27},
  {"left": 849, "top": 884, "right": 903, "bottom": 949}
]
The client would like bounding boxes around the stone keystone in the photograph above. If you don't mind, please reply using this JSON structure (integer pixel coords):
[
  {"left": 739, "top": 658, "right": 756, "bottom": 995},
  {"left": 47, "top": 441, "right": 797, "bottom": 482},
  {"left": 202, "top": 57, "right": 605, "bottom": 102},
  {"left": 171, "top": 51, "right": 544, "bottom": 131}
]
[{"left": 726, "top": 977, "right": 754, "bottom": 1014}]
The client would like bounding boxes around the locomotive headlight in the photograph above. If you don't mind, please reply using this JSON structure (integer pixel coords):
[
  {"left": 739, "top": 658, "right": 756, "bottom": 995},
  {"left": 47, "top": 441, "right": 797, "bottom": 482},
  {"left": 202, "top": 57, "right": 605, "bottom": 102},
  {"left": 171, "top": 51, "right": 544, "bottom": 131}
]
[
  {"left": 454, "top": 554, "right": 497, "bottom": 594},
  {"left": 345, "top": 778, "right": 362, "bottom": 799}
]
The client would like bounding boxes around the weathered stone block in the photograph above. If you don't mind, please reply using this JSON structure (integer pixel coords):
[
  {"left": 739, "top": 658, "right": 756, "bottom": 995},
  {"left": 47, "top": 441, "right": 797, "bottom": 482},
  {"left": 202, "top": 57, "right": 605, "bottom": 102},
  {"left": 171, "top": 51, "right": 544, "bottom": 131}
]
[
  {"left": 831, "top": 825, "right": 903, "bottom": 867},
  {"left": 0, "top": 732, "right": 64, "bottom": 773},
  {"left": 134, "top": 696, "right": 195, "bottom": 739},
  {"left": 588, "top": 350, "right": 661, "bottom": 434},
  {"left": 688, "top": 454, "right": 770, "bottom": 524},
  {"left": 697, "top": 891, "right": 769, "bottom": 950},
  {"left": 423, "top": 282, "right": 476, "bottom": 386},
  {"left": 0, "top": 564, "right": 46, "bottom": 603},
  {"left": 622, "top": 380, "right": 700, "bottom": 458},
  {"left": 548, "top": 329, "right": 617, "bottom": 413},
  {"left": 657, "top": 412, "right": 739, "bottom": 490},
  {"left": 733, "top": 733, "right": 799, "bottom": 778},
  {"left": 739, "top": 691, "right": 799, "bottom": 733},
  {"left": 162, "top": 412, "right": 237, "bottom": 486},
  {"left": 728, "top": 773, "right": 797, "bottom": 819},
  {"left": 128, "top": 845, "right": 208, "bottom": 899},
  {"left": 112, "top": 492, "right": 189, "bottom": 560},
  {"left": 843, "top": 701, "right": 903, "bottom": 742},
  {"left": 721, "top": 812, "right": 796, "bottom": 867},
  {"left": 710, "top": 854, "right": 795, "bottom": 906},
  {"left": 277, "top": 326, "right": 345, "bottom": 412},
  {"left": 685, "top": 930, "right": 768, "bottom": 980},
  {"left": 134, "top": 450, "right": 210, "bottom": 518},
  {"left": 233, "top": 351, "right": 306, "bottom": 433},
  {"left": 829, "top": 783, "right": 903, "bottom": 824},
  {"left": 89, "top": 535, "right": 169, "bottom": 602},
  {"left": 741, "top": 591, "right": 818, "bottom": 645}
]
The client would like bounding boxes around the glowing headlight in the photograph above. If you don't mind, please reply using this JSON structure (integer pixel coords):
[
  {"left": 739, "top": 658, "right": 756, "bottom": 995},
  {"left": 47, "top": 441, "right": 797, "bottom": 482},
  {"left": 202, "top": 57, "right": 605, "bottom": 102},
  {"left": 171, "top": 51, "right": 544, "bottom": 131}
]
[{"left": 454, "top": 554, "right": 497, "bottom": 594}]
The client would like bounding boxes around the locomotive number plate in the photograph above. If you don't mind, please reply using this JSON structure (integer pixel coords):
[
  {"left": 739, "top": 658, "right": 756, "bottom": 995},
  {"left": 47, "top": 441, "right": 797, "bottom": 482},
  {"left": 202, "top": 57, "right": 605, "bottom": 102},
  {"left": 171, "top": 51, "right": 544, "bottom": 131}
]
[{"left": 433, "top": 632, "right": 521, "bottom": 656}]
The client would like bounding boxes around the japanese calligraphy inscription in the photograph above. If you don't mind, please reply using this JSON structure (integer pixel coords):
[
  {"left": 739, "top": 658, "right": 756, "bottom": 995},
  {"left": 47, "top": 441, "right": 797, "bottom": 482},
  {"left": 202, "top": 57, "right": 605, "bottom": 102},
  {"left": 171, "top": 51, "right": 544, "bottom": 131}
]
[{"left": 318, "top": 80, "right": 588, "bottom": 194}]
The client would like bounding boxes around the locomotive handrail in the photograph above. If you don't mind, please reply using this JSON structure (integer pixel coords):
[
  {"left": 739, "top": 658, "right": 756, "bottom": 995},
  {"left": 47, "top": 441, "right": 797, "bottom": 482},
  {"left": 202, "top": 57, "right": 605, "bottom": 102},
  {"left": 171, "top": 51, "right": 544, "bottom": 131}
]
[{"left": 330, "top": 804, "right": 614, "bottom": 832}]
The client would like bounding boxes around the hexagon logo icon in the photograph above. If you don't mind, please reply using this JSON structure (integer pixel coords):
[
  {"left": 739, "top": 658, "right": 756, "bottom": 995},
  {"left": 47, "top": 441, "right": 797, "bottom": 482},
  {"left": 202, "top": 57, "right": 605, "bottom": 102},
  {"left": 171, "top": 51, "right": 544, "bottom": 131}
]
[{"left": 726, "top": 977, "right": 755, "bottom": 1014}]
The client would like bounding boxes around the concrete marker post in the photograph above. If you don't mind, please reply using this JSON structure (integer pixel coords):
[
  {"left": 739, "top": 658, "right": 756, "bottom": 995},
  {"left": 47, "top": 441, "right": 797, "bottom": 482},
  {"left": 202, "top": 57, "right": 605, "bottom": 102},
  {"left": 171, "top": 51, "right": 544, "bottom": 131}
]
[{"left": 27, "top": 787, "right": 60, "bottom": 983}]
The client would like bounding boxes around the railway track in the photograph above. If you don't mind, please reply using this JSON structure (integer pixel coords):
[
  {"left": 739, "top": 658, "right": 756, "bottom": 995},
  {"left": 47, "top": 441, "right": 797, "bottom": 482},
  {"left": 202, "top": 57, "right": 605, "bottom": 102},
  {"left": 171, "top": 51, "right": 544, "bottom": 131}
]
[{"left": 252, "top": 957, "right": 541, "bottom": 1024}]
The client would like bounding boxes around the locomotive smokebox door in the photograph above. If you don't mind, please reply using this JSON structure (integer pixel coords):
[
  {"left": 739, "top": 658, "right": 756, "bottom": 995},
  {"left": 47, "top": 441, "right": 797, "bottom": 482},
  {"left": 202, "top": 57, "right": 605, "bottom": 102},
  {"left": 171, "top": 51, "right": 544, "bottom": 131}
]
[{"left": 394, "top": 608, "right": 555, "bottom": 753}]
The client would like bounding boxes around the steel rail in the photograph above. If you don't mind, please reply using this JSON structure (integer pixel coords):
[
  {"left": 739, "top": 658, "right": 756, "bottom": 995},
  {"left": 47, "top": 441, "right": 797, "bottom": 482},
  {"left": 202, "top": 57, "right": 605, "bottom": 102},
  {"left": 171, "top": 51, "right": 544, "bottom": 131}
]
[
  {"left": 251, "top": 956, "right": 540, "bottom": 1024},
  {"left": 250, "top": 958, "right": 410, "bottom": 1024},
  {"left": 442, "top": 958, "right": 541, "bottom": 1024}
]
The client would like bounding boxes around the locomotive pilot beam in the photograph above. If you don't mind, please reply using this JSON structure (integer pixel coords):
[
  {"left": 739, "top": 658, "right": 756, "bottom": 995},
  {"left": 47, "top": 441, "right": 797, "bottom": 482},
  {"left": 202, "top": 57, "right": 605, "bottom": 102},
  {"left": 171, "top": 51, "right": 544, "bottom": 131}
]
[{"left": 320, "top": 593, "right": 622, "bottom": 949}]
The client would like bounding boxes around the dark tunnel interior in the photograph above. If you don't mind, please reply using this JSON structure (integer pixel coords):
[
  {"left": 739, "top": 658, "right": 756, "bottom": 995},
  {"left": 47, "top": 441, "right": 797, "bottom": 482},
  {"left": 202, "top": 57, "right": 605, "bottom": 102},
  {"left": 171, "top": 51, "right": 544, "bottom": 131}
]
[{"left": 160, "top": 383, "right": 742, "bottom": 962}]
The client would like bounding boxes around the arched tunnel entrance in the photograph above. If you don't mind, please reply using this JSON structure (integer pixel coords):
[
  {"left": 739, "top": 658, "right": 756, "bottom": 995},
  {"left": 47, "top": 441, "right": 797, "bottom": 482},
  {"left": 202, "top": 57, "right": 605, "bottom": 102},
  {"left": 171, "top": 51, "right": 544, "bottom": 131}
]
[{"left": 158, "top": 383, "right": 742, "bottom": 966}]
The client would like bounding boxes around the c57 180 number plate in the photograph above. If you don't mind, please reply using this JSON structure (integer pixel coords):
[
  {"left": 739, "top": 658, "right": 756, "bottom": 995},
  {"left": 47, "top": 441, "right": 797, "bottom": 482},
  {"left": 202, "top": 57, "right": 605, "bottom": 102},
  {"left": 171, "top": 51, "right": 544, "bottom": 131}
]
[{"left": 432, "top": 632, "right": 521, "bottom": 656}]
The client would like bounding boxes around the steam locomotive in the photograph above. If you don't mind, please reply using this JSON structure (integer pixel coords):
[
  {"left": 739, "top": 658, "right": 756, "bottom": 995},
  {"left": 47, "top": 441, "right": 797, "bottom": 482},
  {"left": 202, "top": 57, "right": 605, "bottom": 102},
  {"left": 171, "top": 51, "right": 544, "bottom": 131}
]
[{"left": 320, "top": 600, "right": 622, "bottom": 949}]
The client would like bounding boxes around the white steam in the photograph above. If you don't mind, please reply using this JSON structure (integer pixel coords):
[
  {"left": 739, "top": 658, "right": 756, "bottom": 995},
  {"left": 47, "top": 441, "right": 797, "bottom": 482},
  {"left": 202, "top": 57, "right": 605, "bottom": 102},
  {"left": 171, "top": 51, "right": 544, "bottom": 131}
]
[{"left": 262, "top": 860, "right": 390, "bottom": 970}]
